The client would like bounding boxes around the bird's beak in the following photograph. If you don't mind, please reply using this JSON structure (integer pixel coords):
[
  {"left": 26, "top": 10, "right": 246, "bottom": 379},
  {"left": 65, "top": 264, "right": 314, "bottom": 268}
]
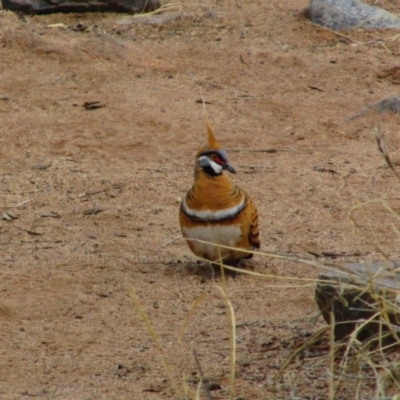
[{"left": 223, "top": 163, "right": 236, "bottom": 174}]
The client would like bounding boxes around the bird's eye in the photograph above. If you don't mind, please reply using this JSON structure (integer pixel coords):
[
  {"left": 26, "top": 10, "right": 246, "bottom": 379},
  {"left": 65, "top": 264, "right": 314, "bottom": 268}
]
[{"left": 211, "top": 154, "right": 216, "bottom": 160}]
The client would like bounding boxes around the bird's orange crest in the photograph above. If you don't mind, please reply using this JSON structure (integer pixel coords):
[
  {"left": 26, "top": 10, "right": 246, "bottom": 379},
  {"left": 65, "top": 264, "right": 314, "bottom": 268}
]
[{"left": 206, "top": 121, "right": 221, "bottom": 150}]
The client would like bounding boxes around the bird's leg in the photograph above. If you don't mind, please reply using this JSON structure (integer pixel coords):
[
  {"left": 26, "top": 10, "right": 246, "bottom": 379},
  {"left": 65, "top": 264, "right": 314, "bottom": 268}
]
[{"left": 207, "top": 261, "right": 216, "bottom": 279}]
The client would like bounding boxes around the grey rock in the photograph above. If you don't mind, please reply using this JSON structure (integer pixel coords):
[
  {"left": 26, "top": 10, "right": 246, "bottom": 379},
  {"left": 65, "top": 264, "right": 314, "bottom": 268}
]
[
  {"left": 315, "top": 261, "right": 400, "bottom": 341},
  {"left": 348, "top": 94, "right": 400, "bottom": 121},
  {"left": 308, "top": 0, "right": 400, "bottom": 31},
  {"left": 1, "top": 0, "right": 159, "bottom": 14}
]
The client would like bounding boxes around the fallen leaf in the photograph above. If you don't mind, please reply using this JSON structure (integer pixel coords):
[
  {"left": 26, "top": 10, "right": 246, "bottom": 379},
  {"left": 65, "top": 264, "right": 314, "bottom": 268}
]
[
  {"left": 2, "top": 211, "right": 17, "bottom": 220},
  {"left": 239, "top": 52, "right": 250, "bottom": 64},
  {"left": 69, "top": 23, "right": 88, "bottom": 32},
  {"left": 31, "top": 162, "right": 52, "bottom": 170},
  {"left": 82, "top": 208, "right": 105, "bottom": 216},
  {"left": 195, "top": 98, "right": 213, "bottom": 104},
  {"left": 83, "top": 101, "right": 105, "bottom": 110}
]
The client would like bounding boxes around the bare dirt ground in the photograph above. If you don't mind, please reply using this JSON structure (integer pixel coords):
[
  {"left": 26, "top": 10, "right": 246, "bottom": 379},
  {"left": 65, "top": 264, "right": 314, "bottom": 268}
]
[{"left": 1, "top": 0, "right": 400, "bottom": 398}]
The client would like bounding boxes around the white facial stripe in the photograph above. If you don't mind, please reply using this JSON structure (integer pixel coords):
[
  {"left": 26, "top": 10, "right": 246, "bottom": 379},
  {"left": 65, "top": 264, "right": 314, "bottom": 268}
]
[
  {"left": 198, "top": 156, "right": 223, "bottom": 174},
  {"left": 182, "top": 197, "right": 246, "bottom": 222},
  {"left": 209, "top": 159, "right": 223, "bottom": 174}
]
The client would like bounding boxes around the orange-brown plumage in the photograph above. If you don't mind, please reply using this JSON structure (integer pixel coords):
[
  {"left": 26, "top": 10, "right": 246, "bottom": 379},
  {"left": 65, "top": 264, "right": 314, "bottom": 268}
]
[{"left": 179, "top": 121, "right": 260, "bottom": 266}]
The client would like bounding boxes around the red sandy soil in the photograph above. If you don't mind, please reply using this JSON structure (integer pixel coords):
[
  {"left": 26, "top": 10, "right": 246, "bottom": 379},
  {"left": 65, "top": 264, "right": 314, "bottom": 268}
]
[{"left": 1, "top": 1, "right": 400, "bottom": 398}]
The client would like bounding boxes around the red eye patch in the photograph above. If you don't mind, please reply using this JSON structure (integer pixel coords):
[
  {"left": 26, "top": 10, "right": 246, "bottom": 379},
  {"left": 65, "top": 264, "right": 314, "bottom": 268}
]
[{"left": 213, "top": 156, "right": 224, "bottom": 165}]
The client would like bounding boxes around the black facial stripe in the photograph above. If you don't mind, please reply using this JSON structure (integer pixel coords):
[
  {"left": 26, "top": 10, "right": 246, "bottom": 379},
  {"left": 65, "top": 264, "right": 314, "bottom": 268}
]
[{"left": 202, "top": 165, "right": 221, "bottom": 177}]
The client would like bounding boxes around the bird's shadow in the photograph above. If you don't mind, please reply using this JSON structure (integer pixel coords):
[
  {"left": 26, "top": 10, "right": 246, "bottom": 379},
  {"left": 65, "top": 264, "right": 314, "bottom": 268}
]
[{"left": 183, "top": 260, "right": 255, "bottom": 280}]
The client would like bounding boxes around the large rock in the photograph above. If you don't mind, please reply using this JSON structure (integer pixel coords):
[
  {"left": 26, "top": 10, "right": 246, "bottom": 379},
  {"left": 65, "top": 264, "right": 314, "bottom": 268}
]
[
  {"left": 1, "top": 0, "right": 159, "bottom": 14},
  {"left": 348, "top": 94, "right": 400, "bottom": 121},
  {"left": 308, "top": 0, "right": 400, "bottom": 31},
  {"left": 315, "top": 261, "right": 400, "bottom": 341}
]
